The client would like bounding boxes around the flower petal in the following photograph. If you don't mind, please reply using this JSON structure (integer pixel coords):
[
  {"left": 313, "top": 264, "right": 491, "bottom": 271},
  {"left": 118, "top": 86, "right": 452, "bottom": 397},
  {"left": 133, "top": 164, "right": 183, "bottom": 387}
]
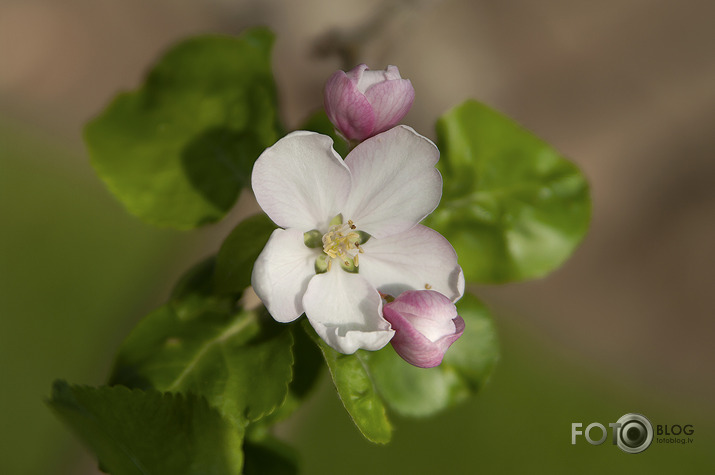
[
  {"left": 324, "top": 70, "right": 376, "bottom": 142},
  {"left": 364, "top": 78, "right": 414, "bottom": 135},
  {"left": 251, "top": 228, "right": 320, "bottom": 323},
  {"left": 345, "top": 63, "right": 369, "bottom": 83},
  {"left": 342, "top": 126, "right": 442, "bottom": 238},
  {"left": 383, "top": 290, "right": 458, "bottom": 341},
  {"left": 303, "top": 269, "right": 394, "bottom": 354},
  {"left": 383, "top": 65, "right": 403, "bottom": 81},
  {"left": 356, "top": 68, "right": 390, "bottom": 93},
  {"left": 358, "top": 224, "right": 464, "bottom": 301},
  {"left": 385, "top": 300, "right": 465, "bottom": 368},
  {"left": 252, "top": 131, "right": 351, "bottom": 231}
]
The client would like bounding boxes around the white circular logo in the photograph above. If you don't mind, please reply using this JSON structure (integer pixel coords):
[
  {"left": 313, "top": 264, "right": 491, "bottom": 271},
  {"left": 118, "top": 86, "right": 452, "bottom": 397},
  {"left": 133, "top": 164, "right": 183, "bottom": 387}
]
[{"left": 616, "top": 413, "right": 653, "bottom": 454}]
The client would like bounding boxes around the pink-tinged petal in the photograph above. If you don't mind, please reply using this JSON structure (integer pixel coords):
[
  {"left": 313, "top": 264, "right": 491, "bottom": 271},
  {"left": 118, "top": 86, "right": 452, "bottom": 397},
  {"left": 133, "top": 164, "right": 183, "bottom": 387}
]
[
  {"left": 252, "top": 131, "right": 351, "bottom": 231},
  {"left": 342, "top": 126, "right": 442, "bottom": 238},
  {"left": 324, "top": 70, "right": 376, "bottom": 142},
  {"left": 384, "top": 290, "right": 458, "bottom": 340},
  {"left": 356, "top": 68, "right": 392, "bottom": 93},
  {"left": 382, "top": 65, "right": 402, "bottom": 81},
  {"left": 358, "top": 224, "right": 464, "bottom": 301},
  {"left": 383, "top": 290, "right": 465, "bottom": 368},
  {"left": 345, "top": 63, "right": 369, "bottom": 82},
  {"left": 303, "top": 269, "right": 394, "bottom": 354},
  {"left": 364, "top": 79, "right": 414, "bottom": 135},
  {"left": 251, "top": 228, "right": 320, "bottom": 323}
]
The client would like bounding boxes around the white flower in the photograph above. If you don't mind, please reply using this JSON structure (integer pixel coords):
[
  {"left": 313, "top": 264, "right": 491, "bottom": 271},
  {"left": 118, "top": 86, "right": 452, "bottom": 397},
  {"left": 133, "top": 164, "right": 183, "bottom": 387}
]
[{"left": 251, "top": 125, "right": 464, "bottom": 354}]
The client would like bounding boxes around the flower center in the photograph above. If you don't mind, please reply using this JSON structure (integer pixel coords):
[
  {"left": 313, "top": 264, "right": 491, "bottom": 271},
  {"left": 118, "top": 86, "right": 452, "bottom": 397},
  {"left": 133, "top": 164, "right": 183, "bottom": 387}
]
[
  {"left": 322, "top": 220, "right": 363, "bottom": 267},
  {"left": 305, "top": 217, "right": 371, "bottom": 274}
]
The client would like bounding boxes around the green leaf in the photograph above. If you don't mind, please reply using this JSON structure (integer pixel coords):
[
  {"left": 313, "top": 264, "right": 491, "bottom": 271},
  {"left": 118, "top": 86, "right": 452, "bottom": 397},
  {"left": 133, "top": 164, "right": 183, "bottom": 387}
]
[
  {"left": 442, "top": 293, "right": 500, "bottom": 391},
  {"left": 168, "top": 256, "right": 236, "bottom": 320},
  {"left": 213, "top": 213, "right": 276, "bottom": 295},
  {"left": 47, "top": 381, "right": 243, "bottom": 475},
  {"left": 304, "top": 322, "right": 392, "bottom": 444},
  {"left": 243, "top": 437, "right": 299, "bottom": 475},
  {"left": 109, "top": 302, "right": 294, "bottom": 428},
  {"left": 363, "top": 293, "right": 499, "bottom": 417},
  {"left": 300, "top": 109, "right": 349, "bottom": 158},
  {"left": 426, "top": 100, "right": 591, "bottom": 283},
  {"left": 247, "top": 324, "right": 325, "bottom": 433},
  {"left": 287, "top": 323, "right": 325, "bottom": 400},
  {"left": 361, "top": 346, "right": 464, "bottom": 418},
  {"left": 86, "top": 29, "right": 281, "bottom": 229},
  {"left": 171, "top": 255, "right": 218, "bottom": 301}
]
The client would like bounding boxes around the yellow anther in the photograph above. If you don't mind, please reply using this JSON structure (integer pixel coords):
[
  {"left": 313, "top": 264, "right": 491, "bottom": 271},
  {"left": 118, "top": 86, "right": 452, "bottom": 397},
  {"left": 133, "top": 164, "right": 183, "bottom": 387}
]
[{"left": 322, "top": 222, "right": 361, "bottom": 261}]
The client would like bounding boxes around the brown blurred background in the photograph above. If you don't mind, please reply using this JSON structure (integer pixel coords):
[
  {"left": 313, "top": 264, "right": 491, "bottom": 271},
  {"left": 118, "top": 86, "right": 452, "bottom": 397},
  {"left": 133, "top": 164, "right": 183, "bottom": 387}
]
[{"left": 2, "top": 0, "right": 714, "bottom": 473}]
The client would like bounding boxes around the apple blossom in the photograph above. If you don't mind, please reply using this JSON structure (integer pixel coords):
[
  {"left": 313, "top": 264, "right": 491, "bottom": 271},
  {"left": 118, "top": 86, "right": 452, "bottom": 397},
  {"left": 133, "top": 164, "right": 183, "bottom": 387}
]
[
  {"left": 251, "top": 125, "right": 464, "bottom": 354},
  {"left": 382, "top": 290, "right": 465, "bottom": 368},
  {"left": 324, "top": 64, "right": 415, "bottom": 143}
]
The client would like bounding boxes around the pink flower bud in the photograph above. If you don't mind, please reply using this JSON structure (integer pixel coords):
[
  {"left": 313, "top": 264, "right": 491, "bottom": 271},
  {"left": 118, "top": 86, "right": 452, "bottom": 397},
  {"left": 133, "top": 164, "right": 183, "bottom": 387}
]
[
  {"left": 382, "top": 290, "right": 465, "bottom": 368},
  {"left": 324, "top": 64, "right": 415, "bottom": 142}
]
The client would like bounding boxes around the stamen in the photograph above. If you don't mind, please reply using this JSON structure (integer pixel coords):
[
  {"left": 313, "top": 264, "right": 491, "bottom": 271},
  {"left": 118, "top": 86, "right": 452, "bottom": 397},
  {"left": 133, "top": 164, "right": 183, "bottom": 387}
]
[
  {"left": 321, "top": 219, "right": 366, "bottom": 273},
  {"left": 425, "top": 283, "right": 432, "bottom": 289}
]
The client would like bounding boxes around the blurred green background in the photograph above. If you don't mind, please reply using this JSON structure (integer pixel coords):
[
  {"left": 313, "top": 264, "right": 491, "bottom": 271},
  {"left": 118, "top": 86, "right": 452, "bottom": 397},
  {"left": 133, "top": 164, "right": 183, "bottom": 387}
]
[{"left": 2, "top": 0, "right": 714, "bottom": 473}]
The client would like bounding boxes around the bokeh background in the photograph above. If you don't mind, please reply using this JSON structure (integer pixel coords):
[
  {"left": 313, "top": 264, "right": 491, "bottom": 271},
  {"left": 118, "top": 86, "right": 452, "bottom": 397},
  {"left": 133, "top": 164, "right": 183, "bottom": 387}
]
[{"left": 1, "top": 0, "right": 714, "bottom": 473}]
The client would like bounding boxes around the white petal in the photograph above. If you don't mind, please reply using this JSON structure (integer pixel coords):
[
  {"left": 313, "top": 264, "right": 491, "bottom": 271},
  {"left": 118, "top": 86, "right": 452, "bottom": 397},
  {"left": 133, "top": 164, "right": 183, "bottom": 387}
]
[
  {"left": 251, "top": 228, "right": 319, "bottom": 323},
  {"left": 252, "top": 131, "right": 351, "bottom": 231},
  {"left": 342, "top": 126, "right": 442, "bottom": 238},
  {"left": 383, "top": 65, "right": 403, "bottom": 81},
  {"left": 358, "top": 224, "right": 465, "bottom": 301},
  {"left": 355, "top": 66, "right": 389, "bottom": 93},
  {"left": 303, "top": 269, "right": 394, "bottom": 354}
]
